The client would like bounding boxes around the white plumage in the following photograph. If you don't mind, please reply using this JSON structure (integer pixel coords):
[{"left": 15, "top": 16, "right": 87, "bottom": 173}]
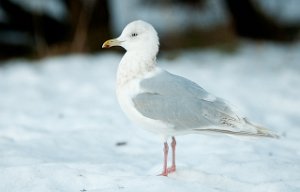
[{"left": 102, "top": 20, "right": 278, "bottom": 176}]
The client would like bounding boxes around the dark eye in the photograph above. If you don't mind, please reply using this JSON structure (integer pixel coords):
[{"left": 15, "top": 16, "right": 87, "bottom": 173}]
[{"left": 131, "top": 33, "right": 138, "bottom": 37}]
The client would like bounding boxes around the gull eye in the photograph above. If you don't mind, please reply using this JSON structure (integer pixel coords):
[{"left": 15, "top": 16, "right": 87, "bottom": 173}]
[{"left": 131, "top": 33, "right": 138, "bottom": 37}]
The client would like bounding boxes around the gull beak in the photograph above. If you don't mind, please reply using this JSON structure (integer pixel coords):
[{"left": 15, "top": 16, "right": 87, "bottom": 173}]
[{"left": 102, "top": 38, "right": 122, "bottom": 48}]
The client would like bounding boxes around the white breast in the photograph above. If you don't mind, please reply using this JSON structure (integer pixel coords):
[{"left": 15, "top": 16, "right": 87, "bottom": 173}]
[{"left": 116, "top": 67, "right": 174, "bottom": 137}]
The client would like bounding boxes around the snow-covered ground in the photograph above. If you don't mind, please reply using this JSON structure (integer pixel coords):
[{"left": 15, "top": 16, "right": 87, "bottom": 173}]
[{"left": 0, "top": 41, "right": 300, "bottom": 192}]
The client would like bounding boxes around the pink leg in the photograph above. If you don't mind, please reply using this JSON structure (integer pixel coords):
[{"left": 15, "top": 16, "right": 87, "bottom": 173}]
[
  {"left": 168, "top": 137, "right": 176, "bottom": 173},
  {"left": 158, "top": 142, "right": 169, "bottom": 176}
]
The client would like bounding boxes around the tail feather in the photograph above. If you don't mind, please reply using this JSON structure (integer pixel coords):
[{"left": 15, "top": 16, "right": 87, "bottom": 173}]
[{"left": 193, "top": 118, "right": 279, "bottom": 139}]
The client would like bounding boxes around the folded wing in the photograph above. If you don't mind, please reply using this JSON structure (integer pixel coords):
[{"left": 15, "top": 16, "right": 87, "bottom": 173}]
[{"left": 133, "top": 70, "right": 277, "bottom": 137}]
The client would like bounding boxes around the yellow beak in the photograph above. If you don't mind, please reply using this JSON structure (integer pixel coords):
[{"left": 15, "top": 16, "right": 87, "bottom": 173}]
[{"left": 102, "top": 38, "right": 122, "bottom": 48}]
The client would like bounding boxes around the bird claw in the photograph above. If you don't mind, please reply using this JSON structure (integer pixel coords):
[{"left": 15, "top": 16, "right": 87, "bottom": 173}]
[
  {"left": 157, "top": 166, "right": 176, "bottom": 176},
  {"left": 167, "top": 165, "right": 176, "bottom": 173},
  {"left": 157, "top": 172, "right": 168, "bottom": 176}
]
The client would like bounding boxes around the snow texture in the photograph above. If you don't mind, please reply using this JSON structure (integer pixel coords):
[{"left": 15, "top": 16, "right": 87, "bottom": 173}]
[{"left": 0, "top": 41, "right": 300, "bottom": 192}]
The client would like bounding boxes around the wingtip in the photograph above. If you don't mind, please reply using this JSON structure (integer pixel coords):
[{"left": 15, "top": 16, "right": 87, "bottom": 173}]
[
  {"left": 269, "top": 132, "right": 280, "bottom": 139},
  {"left": 244, "top": 118, "right": 279, "bottom": 139}
]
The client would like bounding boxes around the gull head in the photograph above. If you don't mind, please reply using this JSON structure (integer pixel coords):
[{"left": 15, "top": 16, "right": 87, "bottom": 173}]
[{"left": 102, "top": 20, "right": 159, "bottom": 55}]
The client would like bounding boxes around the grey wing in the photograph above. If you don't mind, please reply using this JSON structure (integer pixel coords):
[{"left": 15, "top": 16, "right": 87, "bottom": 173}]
[{"left": 133, "top": 70, "right": 243, "bottom": 132}]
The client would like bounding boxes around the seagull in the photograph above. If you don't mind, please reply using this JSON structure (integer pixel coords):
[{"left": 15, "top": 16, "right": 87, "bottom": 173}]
[{"left": 102, "top": 20, "right": 278, "bottom": 176}]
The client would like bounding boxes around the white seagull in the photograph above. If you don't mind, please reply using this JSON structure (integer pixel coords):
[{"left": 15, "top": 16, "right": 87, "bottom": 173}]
[{"left": 102, "top": 20, "right": 278, "bottom": 176}]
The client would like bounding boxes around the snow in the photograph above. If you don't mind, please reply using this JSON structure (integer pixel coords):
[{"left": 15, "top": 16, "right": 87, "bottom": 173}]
[
  {"left": 1, "top": 41, "right": 300, "bottom": 192},
  {"left": 254, "top": 0, "right": 300, "bottom": 25},
  {"left": 108, "top": 0, "right": 228, "bottom": 36},
  {"left": 9, "top": 0, "right": 67, "bottom": 21},
  {"left": 108, "top": 0, "right": 300, "bottom": 36}
]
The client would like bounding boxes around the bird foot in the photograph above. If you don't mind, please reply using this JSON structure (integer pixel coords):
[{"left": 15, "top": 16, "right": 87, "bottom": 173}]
[
  {"left": 157, "top": 166, "right": 176, "bottom": 176},
  {"left": 157, "top": 171, "right": 168, "bottom": 176},
  {"left": 167, "top": 165, "right": 176, "bottom": 173}
]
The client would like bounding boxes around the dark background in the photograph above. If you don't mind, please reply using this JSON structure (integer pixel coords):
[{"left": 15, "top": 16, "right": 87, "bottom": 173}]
[{"left": 0, "top": 0, "right": 299, "bottom": 60}]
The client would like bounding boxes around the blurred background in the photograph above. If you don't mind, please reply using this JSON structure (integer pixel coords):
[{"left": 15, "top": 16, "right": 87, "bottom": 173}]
[
  {"left": 0, "top": 0, "right": 300, "bottom": 60},
  {"left": 1, "top": 1, "right": 300, "bottom": 190}
]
